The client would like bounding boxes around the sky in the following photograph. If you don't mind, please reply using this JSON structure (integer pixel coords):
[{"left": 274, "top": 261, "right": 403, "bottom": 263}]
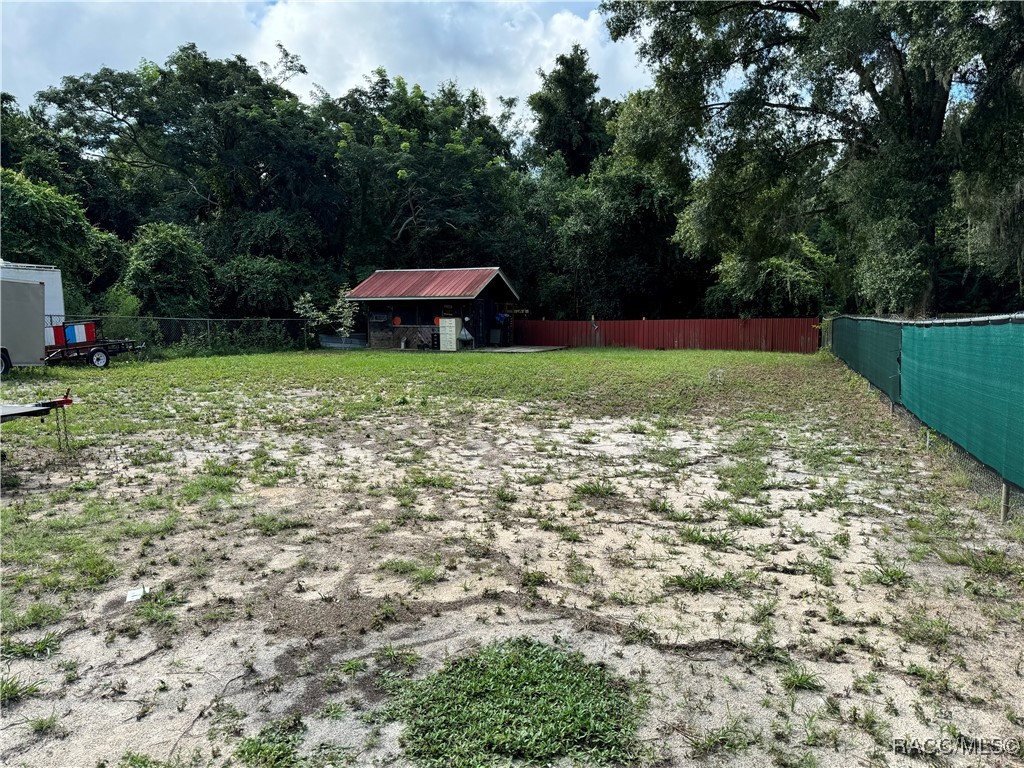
[{"left": 1, "top": 1, "right": 652, "bottom": 117}]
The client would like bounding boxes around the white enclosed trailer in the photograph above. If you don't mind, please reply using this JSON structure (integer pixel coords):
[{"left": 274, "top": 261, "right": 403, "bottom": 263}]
[
  {"left": 1, "top": 278, "right": 46, "bottom": 374},
  {"left": 0, "top": 260, "right": 65, "bottom": 326}
]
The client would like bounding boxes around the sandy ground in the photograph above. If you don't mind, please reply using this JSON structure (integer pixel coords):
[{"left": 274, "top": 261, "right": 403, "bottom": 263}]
[{"left": 1, "top": 388, "right": 1022, "bottom": 768}]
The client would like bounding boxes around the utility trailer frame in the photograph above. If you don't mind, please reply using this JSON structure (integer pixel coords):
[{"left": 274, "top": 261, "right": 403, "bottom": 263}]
[{"left": 45, "top": 337, "right": 144, "bottom": 368}]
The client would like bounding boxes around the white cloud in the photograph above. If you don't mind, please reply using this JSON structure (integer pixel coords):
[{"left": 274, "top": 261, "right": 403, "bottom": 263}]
[
  {"left": 1, "top": 2, "right": 263, "bottom": 105},
  {"left": 1, "top": 1, "right": 651, "bottom": 116}
]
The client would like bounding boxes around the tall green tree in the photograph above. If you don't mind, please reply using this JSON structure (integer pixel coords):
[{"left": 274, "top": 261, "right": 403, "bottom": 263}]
[
  {"left": 328, "top": 71, "right": 516, "bottom": 279},
  {"left": 527, "top": 45, "right": 614, "bottom": 177}
]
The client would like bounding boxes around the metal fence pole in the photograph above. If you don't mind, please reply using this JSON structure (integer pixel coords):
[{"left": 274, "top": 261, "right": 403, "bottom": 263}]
[{"left": 1002, "top": 482, "right": 1010, "bottom": 523}]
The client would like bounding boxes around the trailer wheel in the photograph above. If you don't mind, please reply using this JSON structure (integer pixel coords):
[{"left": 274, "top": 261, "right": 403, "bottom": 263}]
[
  {"left": 0, "top": 350, "right": 11, "bottom": 376},
  {"left": 88, "top": 347, "right": 109, "bottom": 368}
]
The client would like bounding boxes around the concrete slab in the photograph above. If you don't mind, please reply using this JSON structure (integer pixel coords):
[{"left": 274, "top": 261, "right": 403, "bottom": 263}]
[{"left": 472, "top": 346, "right": 566, "bottom": 353}]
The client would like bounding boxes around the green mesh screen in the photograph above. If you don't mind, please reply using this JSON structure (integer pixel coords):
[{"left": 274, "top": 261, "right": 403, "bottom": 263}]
[
  {"left": 901, "top": 321, "right": 1024, "bottom": 489},
  {"left": 831, "top": 317, "right": 902, "bottom": 403}
]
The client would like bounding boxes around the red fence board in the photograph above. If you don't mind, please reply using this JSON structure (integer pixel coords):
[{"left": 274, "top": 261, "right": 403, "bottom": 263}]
[{"left": 518, "top": 318, "right": 820, "bottom": 354}]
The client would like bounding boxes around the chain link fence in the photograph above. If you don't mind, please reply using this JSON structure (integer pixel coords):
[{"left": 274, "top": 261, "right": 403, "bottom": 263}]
[
  {"left": 57, "top": 315, "right": 309, "bottom": 358},
  {"left": 889, "top": 397, "right": 1024, "bottom": 520}
]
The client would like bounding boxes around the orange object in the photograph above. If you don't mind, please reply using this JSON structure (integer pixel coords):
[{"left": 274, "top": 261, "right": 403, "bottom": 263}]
[
  {"left": 392, "top": 317, "right": 402, "bottom": 326},
  {"left": 434, "top": 317, "right": 441, "bottom": 326}
]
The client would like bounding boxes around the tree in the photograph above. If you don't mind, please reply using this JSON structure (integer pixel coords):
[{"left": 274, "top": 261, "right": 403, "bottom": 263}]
[
  {"left": 122, "top": 223, "right": 209, "bottom": 317},
  {"left": 330, "top": 72, "right": 517, "bottom": 277},
  {"left": 604, "top": 0, "right": 1024, "bottom": 313},
  {"left": 527, "top": 45, "right": 614, "bottom": 177},
  {"left": 0, "top": 168, "right": 125, "bottom": 313},
  {"left": 37, "top": 45, "right": 347, "bottom": 315},
  {"left": 294, "top": 287, "right": 357, "bottom": 342}
]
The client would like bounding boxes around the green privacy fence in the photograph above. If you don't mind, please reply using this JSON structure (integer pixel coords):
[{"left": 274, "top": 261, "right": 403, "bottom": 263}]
[
  {"left": 832, "top": 315, "right": 1024, "bottom": 490},
  {"left": 831, "top": 317, "right": 902, "bottom": 402}
]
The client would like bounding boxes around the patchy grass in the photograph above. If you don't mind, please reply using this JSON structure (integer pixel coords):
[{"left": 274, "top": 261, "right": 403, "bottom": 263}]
[
  {"left": 686, "top": 720, "right": 757, "bottom": 757},
  {"left": 899, "top": 611, "right": 955, "bottom": 649},
  {"left": 679, "top": 525, "right": 735, "bottom": 550},
  {"left": 1, "top": 631, "right": 61, "bottom": 660},
  {"left": 384, "top": 638, "right": 649, "bottom": 768},
  {"left": 665, "top": 569, "right": 745, "bottom": 593},
  {"left": 781, "top": 663, "right": 824, "bottom": 692},
  {"left": 380, "top": 559, "right": 443, "bottom": 586},
  {"left": 717, "top": 459, "right": 769, "bottom": 499},
  {"left": 235, "top": 714, "right": 306, "bottom": 768},
  {"left": 574, "top": 479, "right": 618, "bottom": 498},
  {"left": 0, "top": 675, "right": 43, "bottom": 705},
  {"left": 2, "top": 348, "right": 1018, "bottom": 768},
  {"left": 252, "top": 513, "right": 305, "bottom": 536},
  {"left": 863, "top": 553, "right": 912, "bottom": 588}
]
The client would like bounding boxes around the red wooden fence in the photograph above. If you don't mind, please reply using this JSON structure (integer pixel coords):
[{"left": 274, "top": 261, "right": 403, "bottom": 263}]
[{"left": 518, "top": 318, "right": 820, "bottom": 354}]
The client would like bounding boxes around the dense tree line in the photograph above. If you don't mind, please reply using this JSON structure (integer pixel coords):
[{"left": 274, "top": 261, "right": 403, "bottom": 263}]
[{"left": 2, "top": 2, "right": 1022, "bottom": 320}]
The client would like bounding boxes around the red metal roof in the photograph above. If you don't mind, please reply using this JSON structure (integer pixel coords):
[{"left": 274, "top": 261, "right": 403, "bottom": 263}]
[{"left": 347, "top": 267, "right": 519, "bottom": 301}]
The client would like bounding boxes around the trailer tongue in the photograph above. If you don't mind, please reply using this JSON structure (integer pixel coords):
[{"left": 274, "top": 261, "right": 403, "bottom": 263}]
[
  {"left": 0, "top": 391, "right": 74, "bottom": 424},
  {"left": 0, "top": 390, "right": 75, "bottom": 450}
]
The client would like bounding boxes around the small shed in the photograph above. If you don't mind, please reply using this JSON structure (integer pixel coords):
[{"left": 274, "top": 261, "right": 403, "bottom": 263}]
[{"left": 347, "top": 267, "right": 520, "bottom": 350}]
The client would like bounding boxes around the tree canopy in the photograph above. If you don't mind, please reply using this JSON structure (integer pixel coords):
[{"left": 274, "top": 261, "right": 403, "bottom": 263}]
[
  {"left": 604, "top": 0, "right": 1024, "bottom": 314},
  {"left": 2, "top": 7, "right": 1021, "bottom": 322}
]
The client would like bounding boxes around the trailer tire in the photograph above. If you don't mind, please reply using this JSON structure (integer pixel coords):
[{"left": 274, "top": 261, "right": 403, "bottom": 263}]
[
  {"left": 88, "top": 347, "right": 109, "bottom": 368},
  {"left": 0, "top": 350, "right": 11, "bottom": 376}
]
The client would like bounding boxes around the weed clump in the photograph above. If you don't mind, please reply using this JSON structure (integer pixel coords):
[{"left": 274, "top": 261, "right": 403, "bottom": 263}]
[
  {"left": 235, "top": 713, "right": 306, "bottom": 768},
  {"left": 665, "top": 568, "right": 744, "bottom": 593},
  {"left": 0, "top": 674, "right": 42, "bottom": 705}
]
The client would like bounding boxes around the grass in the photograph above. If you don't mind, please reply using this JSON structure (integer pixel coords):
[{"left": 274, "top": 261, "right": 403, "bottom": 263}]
[
  {"left": 538, "top": 517, "right": 583, "bottom": 542},
  {"left": 938, "top": 547, "right": 1020, "bottom": 578},
  {"left": 409, "top": 471, "right": 455, "bottom": 489},
  {"left": 782, "top": 663, "right": 824, "bottom": 692},
  {"left": 679, "top": 525, "right": 735, "bottom": 550},
  {"left": 574, "top": 479, "right": 618, "bottom": 498},
  {"left": 380, "top": 559, "right": 443, "bottom": 586},
  {"left": 235, "top": 713, "right": 306, "bottom": 768},
  {"left": 0, "top": 602, "right": 65, "bottom": 632},
  {"left": 521, "top": 570, "right": 548, "bottom": 588},
  {"left": 749, "top": 598, "right": 778, "bottom": 624},
  {"left": 29, "top": 712, "right": 68, "bottom": 738},
  {"left": 686, "top": 720, "right": 757, "bottom": 757},
  {"left": 1, "top": 631, "right": 61, "bottom": 659},
  {"left": 647, "top": 498, "right": 689, "bottom": 522},
  {"left": 0, "top": 674, "right": 43, "bottom": 705},
  {"left": 566, "top": 552, "right": 595, "bottom": 585},
  {"left": 0, "top": 349, "right": 827, "bottom": 441},
  {"left": 384, "top": 637, "right": 649, "bottom": 767},
  {"left": 316, "top": 701, "right": 347, "bottom": 719},
  {"left": 180, "top": 475, "right": 238, "bottom": 504},
  {"left": 785, "top": 554, "right": 835, "bottom": 586},
  {"left": 899, "top": 611, "right": 955, "bottom": 649},
  {"left": 717, "top": 459, "right": 769, "bottom": 499},
  {"left": 728, "top": 508, "right": 768, "bottom": 527},
  {"left": 2, "top": 348, "right": 1009, "bottom": 765},
  {"left": 665, "top": 568, "right": 744, "bottom": 593},
  {"left": 136, "top": 592, "right": 183, "bottom": 627},
  {"left": 863, "top": 554, "right": 912, "bottom": 588},
  {"left": 494, "top": 486, "right": 518, "bottom": 504},
  {"left": 252, "top": 513, "right": 306, "bottom": 536}
]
